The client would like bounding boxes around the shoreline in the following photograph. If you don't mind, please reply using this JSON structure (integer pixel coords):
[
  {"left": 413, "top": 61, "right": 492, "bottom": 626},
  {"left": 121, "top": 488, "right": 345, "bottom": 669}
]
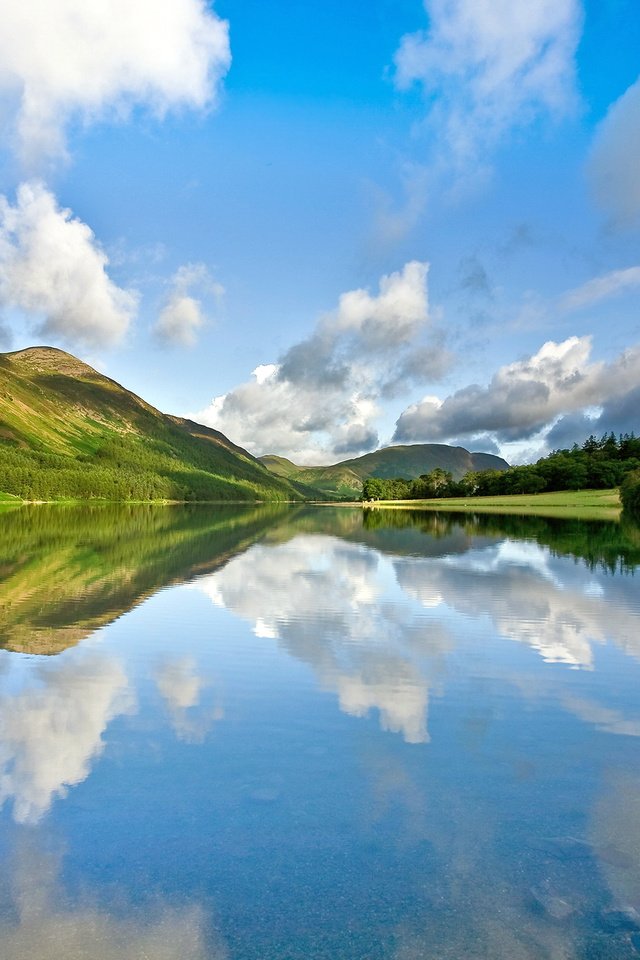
[{"left": 362, "top": 488, "right": 622, "bottom": 522}]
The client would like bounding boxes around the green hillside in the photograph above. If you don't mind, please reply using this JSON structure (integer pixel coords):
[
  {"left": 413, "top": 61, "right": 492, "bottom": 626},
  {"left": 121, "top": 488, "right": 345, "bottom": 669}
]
[
  {"left": 259, "top": 454, "right": 362, "bottom": 498},
  {"left": 0, "top": 346, "right": 309, "bottom": 502},
  {"left": 258, "top": 455, "right": 304, "bottom": 479},
  {"left": 260, "top": 444, "right": 509, "bottom": 498}
]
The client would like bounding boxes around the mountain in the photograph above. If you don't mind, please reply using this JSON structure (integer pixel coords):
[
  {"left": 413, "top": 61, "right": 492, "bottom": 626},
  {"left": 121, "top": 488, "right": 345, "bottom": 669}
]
[
  {"left": 0, "top": 346, "right": 508, "bottom": 503},
  {"left": 260, "top": 444, "right": 509, "bottom": 497},
  {"left": 0, "top": 346, "right": 311, "bottom": 502},
  {"left": 259, "top": 455, "right": 363, "bottom": 498}
]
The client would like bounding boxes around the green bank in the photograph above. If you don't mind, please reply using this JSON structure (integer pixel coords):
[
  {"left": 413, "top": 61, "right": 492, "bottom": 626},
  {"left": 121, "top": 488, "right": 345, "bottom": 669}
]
[{"left": 364, "top": 488, "right": 622, "bottom": 521}]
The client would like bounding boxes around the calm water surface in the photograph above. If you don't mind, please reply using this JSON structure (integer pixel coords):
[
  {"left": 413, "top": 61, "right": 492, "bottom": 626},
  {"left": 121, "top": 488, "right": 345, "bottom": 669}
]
[{"left": 1, "top": 504, "right": 640, "bottom": 959}]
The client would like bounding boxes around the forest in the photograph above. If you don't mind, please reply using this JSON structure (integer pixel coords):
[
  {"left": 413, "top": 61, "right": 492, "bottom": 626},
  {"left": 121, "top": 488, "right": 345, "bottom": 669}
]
[
  {"left": 0, "top": 433, "right": 299, "bottom": 502},
  {"left": 362, "top": 433, "right": 640, "bottom": 506}
]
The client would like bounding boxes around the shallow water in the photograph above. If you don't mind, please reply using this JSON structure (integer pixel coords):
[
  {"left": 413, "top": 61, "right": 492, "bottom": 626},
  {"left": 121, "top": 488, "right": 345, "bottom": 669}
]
[{"left": 1, "top": 504, "right": 640, "bottom": 959}]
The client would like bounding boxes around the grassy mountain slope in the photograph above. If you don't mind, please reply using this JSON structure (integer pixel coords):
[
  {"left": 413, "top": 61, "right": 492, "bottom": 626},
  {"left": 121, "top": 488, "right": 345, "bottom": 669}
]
[
  {"left": 0, "top": 346, "right": 308, "bottom": 502},
  {"left": 260, "top": 444, "right": 509, "bottom": 497}
]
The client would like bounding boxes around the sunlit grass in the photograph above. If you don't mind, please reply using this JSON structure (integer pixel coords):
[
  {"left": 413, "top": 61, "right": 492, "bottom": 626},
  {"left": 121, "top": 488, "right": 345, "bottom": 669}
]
[{"left": 365, "top": 488, "right": 622, "bottom": 520}]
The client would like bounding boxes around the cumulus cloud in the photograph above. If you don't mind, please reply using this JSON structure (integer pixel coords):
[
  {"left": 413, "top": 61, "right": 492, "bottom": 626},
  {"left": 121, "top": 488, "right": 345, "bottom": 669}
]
[
  {"left": 394, "top": 0, "right": 582, "bottom": 176},
  {"left": 156, "top": 657, "right": 203, "bottom": 717},
  {"left": 0, "top": 0, "right": 230, "bottom": 165},
  {"left": 0, "top": 654, "right": 132, "bottom": 824},
  {"left": 588, "top": 75, "right": 640, "bottom": 227},
  {"left": 192, "top": 261, "right": 451, "bottom": 462},
  {"left": 0, "top": 181, "right": 138, "bottom": 347},
  {"left": 393, "top": 336, "right": 640, "bottom": 446},
  {"left": 544, "top": 411, "right": 599, "bottom": 450},
  {"left": 547, "top": 384, "right": 640, "bottom": 449},
  {"left": 154, "top": 263, "right": 223, "bottom": 346}
]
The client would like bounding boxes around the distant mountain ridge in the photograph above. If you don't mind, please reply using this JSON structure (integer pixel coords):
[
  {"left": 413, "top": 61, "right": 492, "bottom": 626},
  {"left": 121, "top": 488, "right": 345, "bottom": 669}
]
[
  {"left": 260, "top": 444, "right": 509, "bottom": 497},
  {"left": 0, "top": 346, "right": 311, "bottom": 502}
]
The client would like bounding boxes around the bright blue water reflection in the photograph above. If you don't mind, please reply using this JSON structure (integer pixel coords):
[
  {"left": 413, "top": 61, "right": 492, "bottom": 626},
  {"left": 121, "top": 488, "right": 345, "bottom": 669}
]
[{"left": 1, "top": 505, "right": 640, "bottom": 959}]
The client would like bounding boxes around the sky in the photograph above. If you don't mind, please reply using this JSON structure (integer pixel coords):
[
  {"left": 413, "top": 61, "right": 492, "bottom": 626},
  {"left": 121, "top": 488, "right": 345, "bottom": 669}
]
[{"left": 0, "top": 0, "right": 639, "bottom": 465}]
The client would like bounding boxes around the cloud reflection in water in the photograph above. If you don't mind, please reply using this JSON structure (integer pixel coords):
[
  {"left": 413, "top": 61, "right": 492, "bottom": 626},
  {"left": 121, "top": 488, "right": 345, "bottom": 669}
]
[
  {"left": 395, "top": 537, "right": 640, "bottom": 668},
  {"left": 195, "top": 535, "right": 452, "bottom": 744},
  {"left": 0, "top": 653, "right": 132, "bottom": 824},
  {"left": 0, "top": 841, "right": 221, "bottom": 960},
  {"left": 155, "top": 656, "right": 224, "bottom": 743},
  {"left": 196, "top": 527, "right": 640, "bottom": 745}
]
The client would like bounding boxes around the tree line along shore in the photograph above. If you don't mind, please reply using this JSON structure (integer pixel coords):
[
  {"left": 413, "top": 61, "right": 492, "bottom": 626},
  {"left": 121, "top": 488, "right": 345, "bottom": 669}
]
[{"left": 362, "top": 433, "right": 640, "bottom": 519}]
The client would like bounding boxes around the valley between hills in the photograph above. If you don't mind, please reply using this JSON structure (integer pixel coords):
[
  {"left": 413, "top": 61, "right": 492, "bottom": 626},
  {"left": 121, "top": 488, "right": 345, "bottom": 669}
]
[{"left": 0, "top": 346, "right": 508, "bottom": 503}]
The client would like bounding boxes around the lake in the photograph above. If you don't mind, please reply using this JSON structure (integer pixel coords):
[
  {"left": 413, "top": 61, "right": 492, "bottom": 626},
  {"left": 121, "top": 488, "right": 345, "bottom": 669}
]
[{"left": 1, "top": 503, "right": 640, "bottom": 959}]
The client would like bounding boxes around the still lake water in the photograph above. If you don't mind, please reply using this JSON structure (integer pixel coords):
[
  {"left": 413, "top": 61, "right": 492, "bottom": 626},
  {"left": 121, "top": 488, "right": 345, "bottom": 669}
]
[{"left": 1, "top": 503, "right": 640, "bottom": 959}]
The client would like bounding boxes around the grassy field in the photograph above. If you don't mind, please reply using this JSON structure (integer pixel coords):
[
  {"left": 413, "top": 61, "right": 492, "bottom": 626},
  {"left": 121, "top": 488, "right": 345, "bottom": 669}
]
[{"left": 364, "top": 488, "right": 622, "bottom": 520}]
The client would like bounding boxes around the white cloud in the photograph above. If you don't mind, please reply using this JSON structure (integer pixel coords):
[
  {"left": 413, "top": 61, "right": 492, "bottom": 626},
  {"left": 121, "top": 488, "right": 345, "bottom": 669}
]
[
  {"left": 0, "top": 654, "right": 132, "bottom": 824},
  {"left": 559, "top": 266, "right": 640, "bottom": 312},
  {"left": 393, "top": 336, "right": 640, "bottom": 445},
  {"left": 0, "top": 0, "right": 230, "bottom": 165},
  {"left": 154, "top": 262, "right": 223, "bottom": 347},
  {"left": 156, "top": 296, "right": 206, "bottom": 347},
  {"left": 191, "top": 261, "right": 451, "bottom": 462},
  {"left": 563, "top": 697, "right": 640, "bottom": 737},
  {"left": 253, "top": 363, "right": 278, "bottom": 385},
  {"left": 394, "top": 0, "right": 582, "bottom": 176},
  {"left": 0, "top": 181, "right": 138, "bottom": 348},
  {"left": 331, "top": 260, "right": 428, "bottom": 343},
  {"left": 588, "top": 75, "right": 640, "bottom": 227}
]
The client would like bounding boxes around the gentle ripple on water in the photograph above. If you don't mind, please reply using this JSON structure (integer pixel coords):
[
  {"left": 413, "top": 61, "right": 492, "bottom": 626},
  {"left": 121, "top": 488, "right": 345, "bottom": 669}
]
[{"left": 1, "top": 503, "right": 640, "bottom": 959}]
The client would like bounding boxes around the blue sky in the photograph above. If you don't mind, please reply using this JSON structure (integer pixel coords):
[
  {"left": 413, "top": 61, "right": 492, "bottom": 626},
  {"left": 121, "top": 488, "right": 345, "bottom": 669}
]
[{"left": 0, "top": 0, "right": 639, "bottom": 463}]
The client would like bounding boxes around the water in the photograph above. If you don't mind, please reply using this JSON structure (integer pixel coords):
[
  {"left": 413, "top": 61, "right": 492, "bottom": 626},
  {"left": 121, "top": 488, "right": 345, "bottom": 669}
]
[{"left": 1, "top": 503, "right": 640, "bottom": 959}]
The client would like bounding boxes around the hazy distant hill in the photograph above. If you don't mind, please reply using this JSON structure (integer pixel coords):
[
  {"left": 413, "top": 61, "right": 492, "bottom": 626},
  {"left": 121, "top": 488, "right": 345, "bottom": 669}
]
[
  {"left": 260, "top": 444, "right": 509, "bottom": 497},
  {"left": 260, "top": 455, "right": 363, "bottom": 498},
  {"left": 0, "top": 346, "right": 309, "bottom": 502}
]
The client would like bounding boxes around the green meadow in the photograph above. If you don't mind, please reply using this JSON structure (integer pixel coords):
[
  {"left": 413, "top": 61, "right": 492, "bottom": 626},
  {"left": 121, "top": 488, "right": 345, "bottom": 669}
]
[{"left": 364, "top": 488, "right": 622, "bottom": 521}]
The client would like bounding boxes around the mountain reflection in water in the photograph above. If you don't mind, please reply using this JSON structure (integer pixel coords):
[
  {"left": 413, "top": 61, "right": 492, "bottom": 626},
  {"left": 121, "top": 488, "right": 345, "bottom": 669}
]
[{"left": 1, "top": 504, "right": 640, "bottom": 959}]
